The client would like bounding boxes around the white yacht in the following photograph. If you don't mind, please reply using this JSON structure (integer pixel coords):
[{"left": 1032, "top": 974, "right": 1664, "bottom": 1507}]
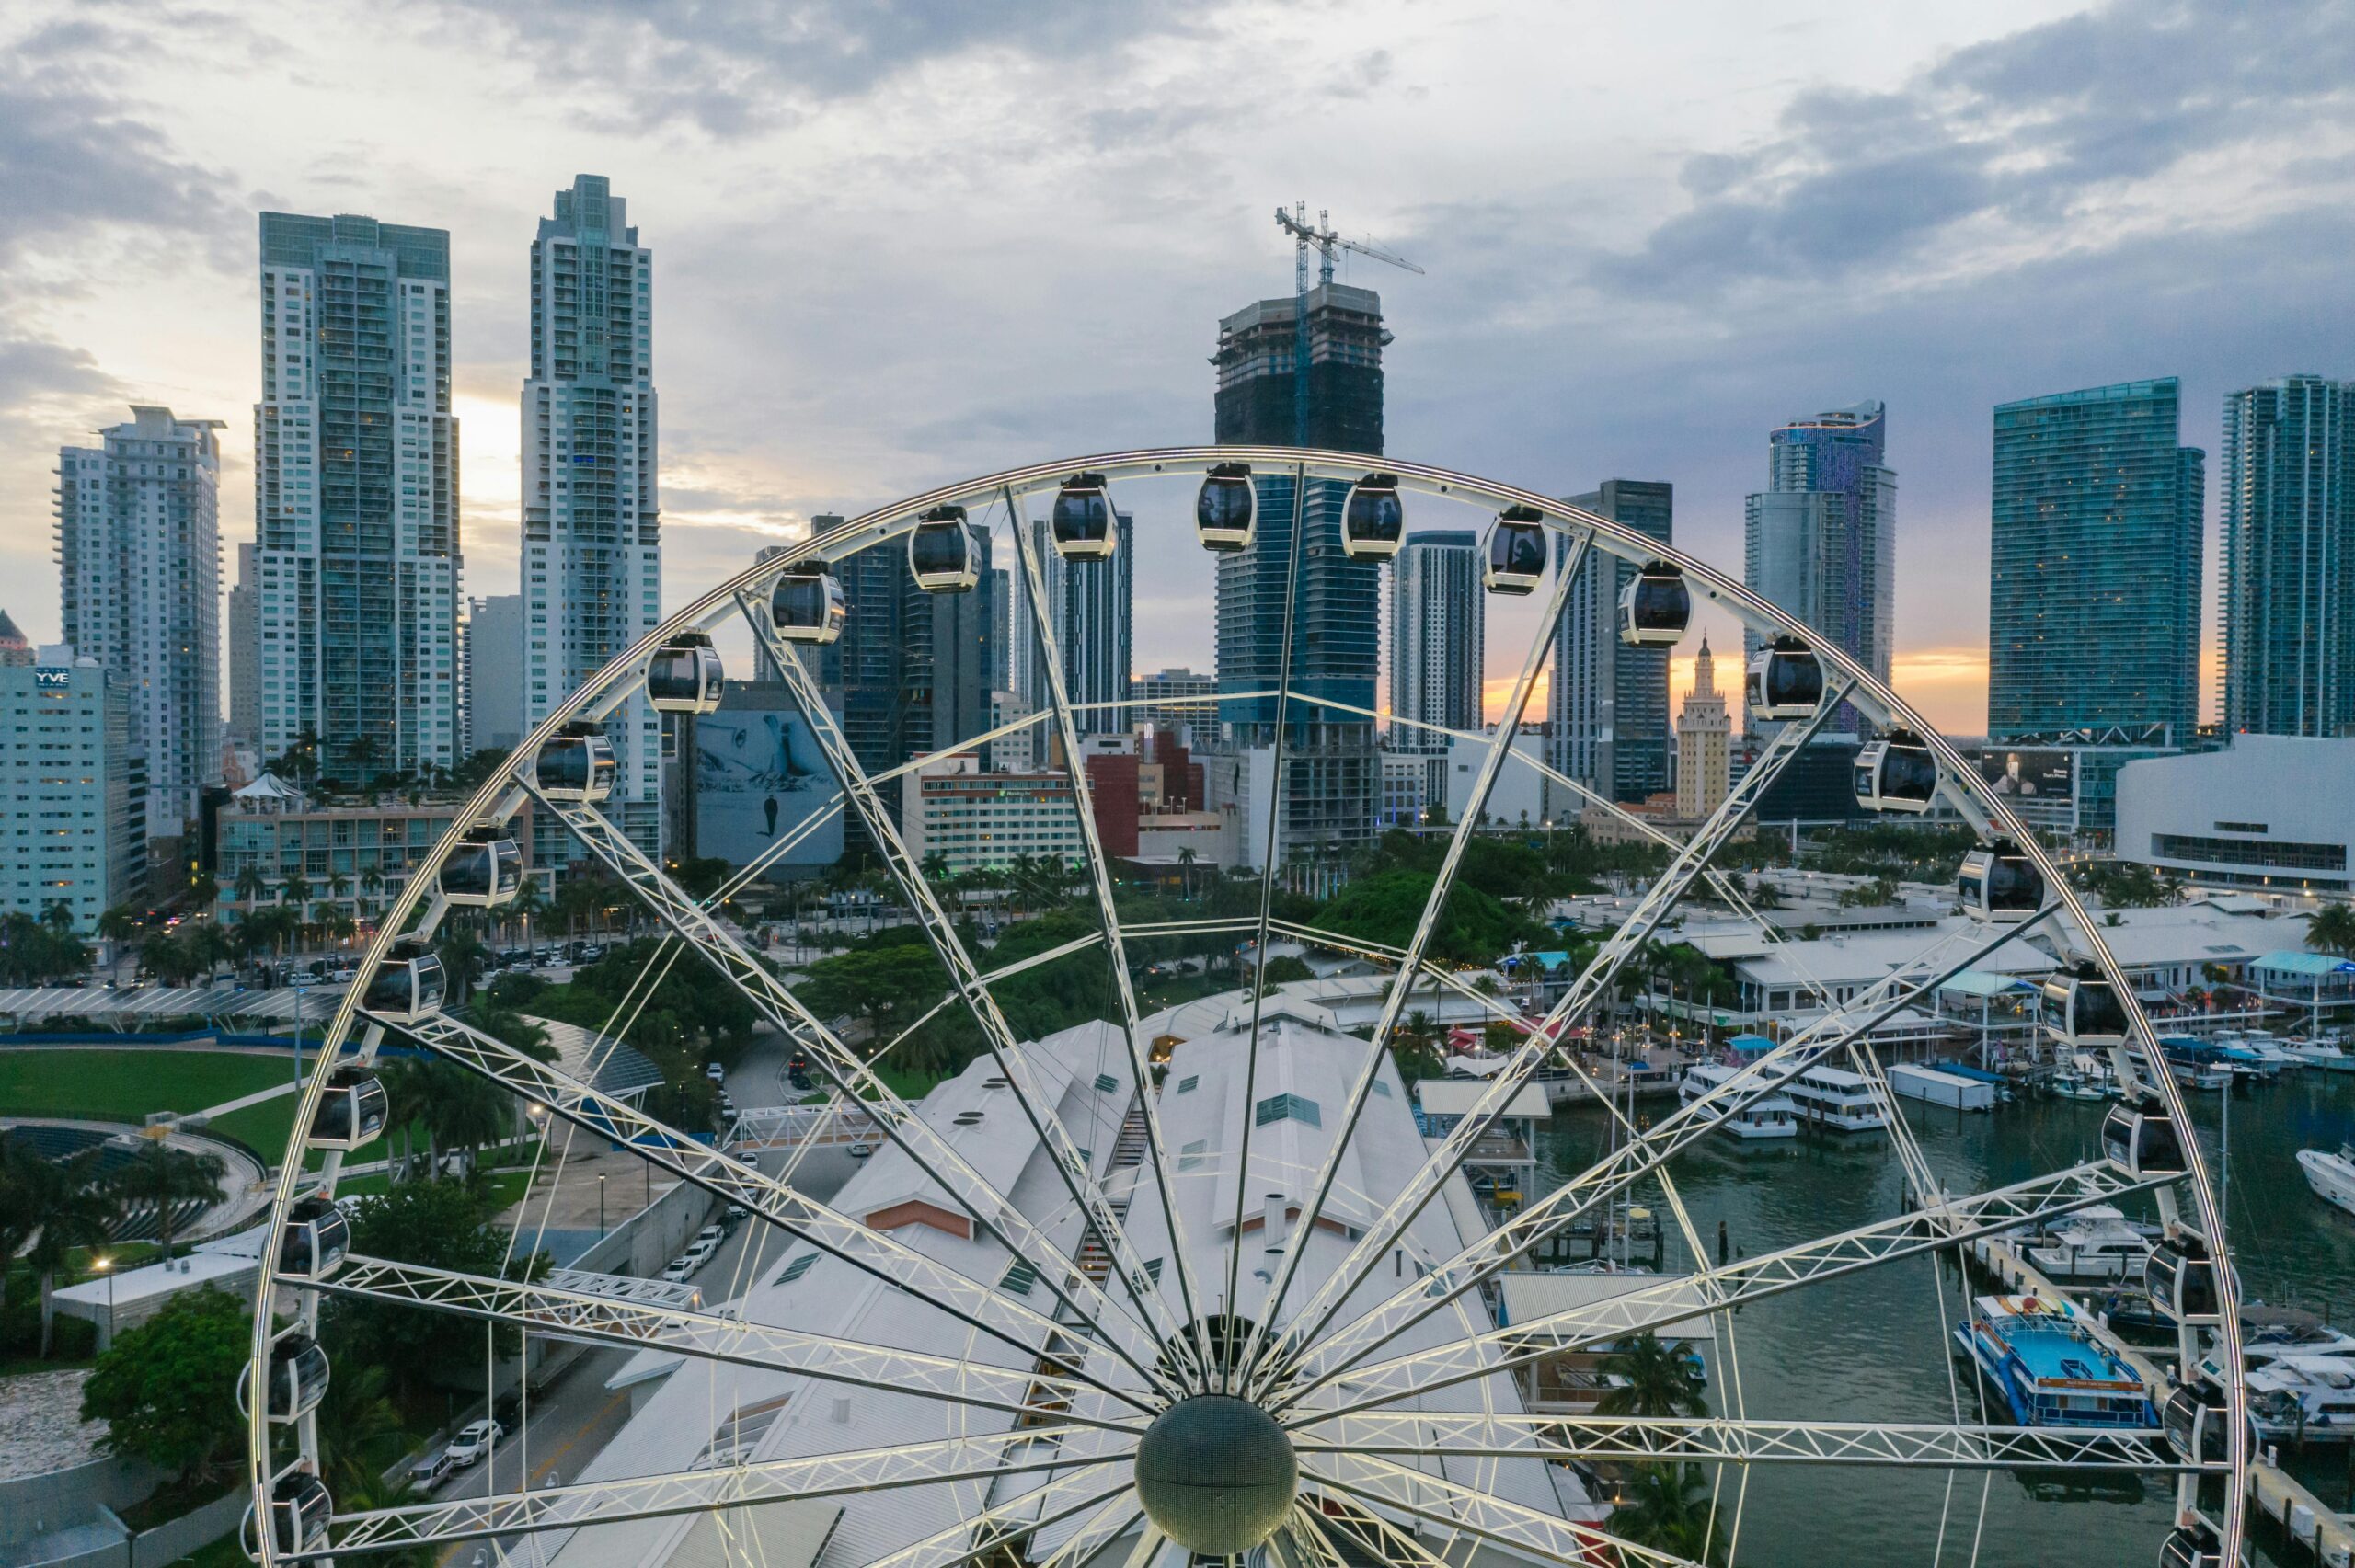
[
  {"left": 2299, "top": 1144, "right": 2355, "bottom": 1219},
  {"left": 2242, "top": 1355, "right": 2355, "bottom": 1444},
  {"left": 1783, "top": 1064, "right": 1889, "bottom": 1133},
  {"left": 2025, "top": 1206, "right": 2157, "bottom": 1282},
  {"left": 1681, "top": 1062, "right": 1799, "bottom": 1140}
]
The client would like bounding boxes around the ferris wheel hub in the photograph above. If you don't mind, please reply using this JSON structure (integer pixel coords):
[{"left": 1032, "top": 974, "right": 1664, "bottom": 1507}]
[{"left": 1133, "top": 1393, "right": 1299, "bottom": 1554}]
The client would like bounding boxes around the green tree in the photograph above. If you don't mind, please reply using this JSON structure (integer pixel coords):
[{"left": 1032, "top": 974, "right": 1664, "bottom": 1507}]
[
  {"left": 80, "top": 1285, "right": 248, "bottom": 1486},
  {"left": 2308, "top": 904, "right": 2355, "bottom": 959},
  {"left": 233, "top": 864, "right": 270, "bottom": 907},
  {"left": 17, "top": 1148, "right": 121, "bottom": 1355},
  {"left": 1610, "top": 1463, "right": 1723, "bottom": 1563},
  {"left": 1594, "top": 1331, "right": 1709, "bottom": 1419},
  {"left": 109, "top": 1142, "right": 225, "bottom": 1264},
  {"left": 315, "top": 1356, "right": 407, "bottom": 1494},
  {"left": 330, "top": 1181, "right": 546, "bottom": 1395}
]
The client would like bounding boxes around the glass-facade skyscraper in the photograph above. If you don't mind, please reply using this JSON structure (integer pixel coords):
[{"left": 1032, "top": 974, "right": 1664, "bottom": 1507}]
[
  {"left": 2220, "top": 374, "right": 2355, "bottom": 738},
  {"left": 1388, "top": 531, "right": 1482, "bottom": 754},
  {"left": 56, "top": 405, "right": 223, "bottom": 850},
  {"left": 1212, "top": 282, "right": 1384, "bottom": 858},
  {"left": 254, "top": 212, "right": 460, "bottom": 777},
  {"left": 1010, "top": 515, "right": 1132, "bottom": 738},
  {"left": 1988, "top": 378, "right": 2203, "bottom": 741},
  {"left": 523, "top": 175, "right": 661, "bottom": 853},
  {"left": 1743, "top": 401, "right": 1895, "bottom": 730},
  {"left": 1553, "top": 481, "right": 1671, "bottom": 803}
]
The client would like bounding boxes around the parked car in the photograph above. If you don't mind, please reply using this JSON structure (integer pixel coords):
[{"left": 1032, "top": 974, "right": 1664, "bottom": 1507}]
[
  {"left": 445, "top": 1419, "right": 504, "bottom": 1468},
  {"left": 408, "top": 1449, "right": 456, "bottom": 1490},
  {"left": 661, "top": 1257, "right": 695, "bottom": 1283},
  {"left": 684, "top": 1240, "right": 719, "bottom": 1272},
  {"left": 695, "top": 1225, "right": 725, "bottom": 1250},
  {"left": 705, "top": 1062, "right": 727, "bottom": 1082},
  {"left": 724, "top": 1204, "right": 750, "bottom": 1224},
  {"left": 849, "top": 1141, "right": 874, "bottom": 1159}
]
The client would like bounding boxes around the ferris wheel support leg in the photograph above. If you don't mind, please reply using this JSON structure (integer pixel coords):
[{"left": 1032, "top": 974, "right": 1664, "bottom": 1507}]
[
  {"left": 519, "top": 784, "right": 1182, "bottom": 1398},
  {"left": 737, "top": 578, "right": 1205, "bottom": 1390},
  {"left": 1251, "top": 680, "right": 1851, "bottom": 1397},
  {"left": 1238, "top": 532, "right": 1588, "bottom": 1400}
]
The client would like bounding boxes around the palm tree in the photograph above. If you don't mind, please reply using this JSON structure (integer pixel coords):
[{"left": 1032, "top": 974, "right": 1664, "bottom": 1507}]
[
  {"left": 327, "top": 870, "right": 353, "bottom": 916},
  {"left": 1595, "top": 1331, "right": 1709, "bottom": 1419},
  {"left": 1611, "top": 1463, "right": 1722, "bottom": 1563},
  {"left": 507, "top": 876, "right": 548, "bottom": 947},
  {"left": 234, "top": 863, "right": 270, "bottom": 908},
  {"left": 281, "top": 870, "right": 312, "bottom": 926},
  {"left": 315, "top": 1358, "right": 408, "bottom": 1495},
  {"left": 189, "top": 869, "right": 219, "bottom": 913},
  {"left": 193, "top": 922, "right": 236, "bottom": 982},
  {"left": 40, "top": 899, "right": 75, "bottom": 936},
  {"left": 2308, "top": 905, "right": 2355, "bottom": 959},
  {"left": 20, "top": 1149, "right": 121, "bottom": 1356},
  {"left": 96, "top": 905, "right": 139, "bottom": 980},
  {"left": 1177, "top": 845, "right": 1199, "bottom": 901},
  {"left": 109, "top": 1142, "right": 225, "bottom": 1265}
]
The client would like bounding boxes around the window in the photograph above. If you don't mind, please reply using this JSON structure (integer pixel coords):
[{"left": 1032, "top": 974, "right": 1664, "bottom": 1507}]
[
  {"left": 1178, "top": 1139, "right": 1209, "bottom": 1171},
  {"left": 777, "top": 1253, "right": 815, "bottom": 1285},
  {"left": 1176, "top": 1074, "right": 1200, "bottom": 1094},
  {"left": 1000, "top": 1259, "right": 1039, "bottom": 1297},
  {"left": 1093, "top": 1072, "right": 1120, "bottom": 1094},
  {"left": 1255, "top": 1093, "right": 1322, "bottom": 1128},
  {"left": 1371, "top": 1080, "right": 1393, "bottom": 1098}
]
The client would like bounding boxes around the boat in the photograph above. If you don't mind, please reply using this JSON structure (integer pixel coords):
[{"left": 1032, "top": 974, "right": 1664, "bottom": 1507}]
[
  {"left": 1783, "top": 1064, "right": 1889, "bottom": 1133},
  {"left": 2242, "top": 1307, "right": 2355, "bottom": 1362},
  {"left": 2289, "top": 1038, "right": 2355, "bottom": 1072},
  {"left": 2025, "top": 1206, "right": 2159, "bottom": 1283},
  {"left": 2242, "top": 1356, "right": 2355, "bottom": 1444},
  {"left": 1680, "top": 1063, "right": 1798, "bottom": 1140},
  {"left": 2135, "top": 1043, "right": 2227, "bottom": 1092},
  {"left": 2234, "top": 1031, "right": 2304, "bottom": 1073},
  {"left": 2045, "top": 1053, "right": 2116, "bottom": 1102},
  {"left": 1953, "top": 1295, "right": 2156, "bottom": 1430},
  {"left": 2298, "top": 1144, "right": 2355, "bottom": 1219}
]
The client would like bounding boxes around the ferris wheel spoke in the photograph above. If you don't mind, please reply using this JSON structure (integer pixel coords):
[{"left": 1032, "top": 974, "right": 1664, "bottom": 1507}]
[
  {"left": 1299, "top": 1500, "right": 1453, "bottom": 1568},
  {"left": 1287, "top": 1160, "right": 2165, "bottom": 1419},
  {"left": 310, "top": 1428, "right": 1111, "bottom": 1557},
  {"left": 738, "top": 588, "right": 1200, "bottom": 1387},
  {"left": 520, "top": 788, "right": 1182, "bottom": 1397},
  {"left": 373, "top": 1006, "right": 1157, "bottom": 1413},
  {"left": 1297, "top": 1413, "right": 2191, "bottom": 1471},
  {"left": 1215, "top": 461, "right": 1311, "bottom": 1395},
  {"left": 1263, "top": 902, "right": 2066, "bottom": 1412},
  {"left": 300, "top": 1254, "right": 1142, "bottom": 1432},
  {"left": 1238, "top": 533, "right": 1586, "bottom": 1398},
  {"left": 1004, "top": 498, "right": 1225, "bottom": 1387},
  {"left": 1251, "top": 689, "right": 1849, "bottom": 1397},
  {"left": 1304, "top": 1453, "right": 1706, "bottom": 1568}
]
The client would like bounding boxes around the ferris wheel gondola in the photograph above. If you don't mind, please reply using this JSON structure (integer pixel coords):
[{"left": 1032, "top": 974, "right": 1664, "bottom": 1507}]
[
  {"left": 1341, "top": 473, "right": 1405, "bottom": 560},
  {"left": 532, "top": 722, "right": 616, "bottom": 804},
  {"left": 1481, "top": 506, "right": 1548, "bottom": 595},
  {"left": 910, "top": 505, "right": 979, "bottom": 592},
  {"left": 1618, "top": 561, "right": 1691, "bottom": 647},
  {"left": 1854, "top": 727, "right": 1939, "bottom": 813},
  {"left": 772, "top": 566, "right": 848, "bottom": 644},
  {"left": 1958, "top": 838, "right": 2044, "bottom": 922},
  {"left": 646, "top": 631, "right": 724, "bottom": 715},
  {"left": 1196, "top": 463, "right": 1257, "bottom": 552},
  {"left": 1746, "top": 636, "right": 1822, "bottom": 720},
  {"left": 1051, "top": 472, "right": 1117, "bottom": 560}
]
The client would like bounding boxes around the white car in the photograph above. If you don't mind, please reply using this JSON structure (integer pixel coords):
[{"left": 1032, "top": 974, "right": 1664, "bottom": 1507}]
[
  {"left": 445, "top": 1419, "right": 503, "bottom": 1467},
  {"left": 849, "top": 1141, "right": 874, "bottom": 1159},
  {"left": 684, "top": 1240, "right": 719, "bottom": 1273},
  {"left": 661, "top": 1257, "right": 694, "bottom": 1283},
  {"left": 705, "top": 1063, "right": 727, "bottom": 1082},
  {"left": 695, "top": 1225, "right": 725, "bottom": 1250}
]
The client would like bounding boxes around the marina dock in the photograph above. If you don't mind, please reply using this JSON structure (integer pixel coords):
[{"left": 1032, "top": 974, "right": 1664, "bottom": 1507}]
[{"left": 1966, "top": 1230, "right": 2355, "bottom": 1565}]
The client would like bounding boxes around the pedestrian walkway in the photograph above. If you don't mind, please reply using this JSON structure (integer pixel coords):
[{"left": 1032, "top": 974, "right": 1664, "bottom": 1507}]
[{"left": 194, "top": 1076, "right": 302, "bottom": 1121}]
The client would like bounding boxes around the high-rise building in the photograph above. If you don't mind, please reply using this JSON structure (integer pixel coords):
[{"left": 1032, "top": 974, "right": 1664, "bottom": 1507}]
[
  {"left": 2220, "top": 373, "right": 2355, "bottom": 738},
  {"left": 1676, "top": 635, "right": 1731, "bottom": 818},
  {"left": 522, "top": 176, "right": 661, "bottom": 851},
  {"left": 1130, "top": 667, "right": 1219, "bottom": 743},
  {"left": 1743, "top": 400, "right": 1896, "bottom": 723},
  {"left": 465, "top": 594, "right": 527, "bottom": 754},
  {"left": 1212, "top": 282, "right": 1385, "bottom": 857},
  {"left": 254, "top": 212, "right": 460, "bottom": 777},
  {"left": 228, "top": 542, "right": 259, "bottom": 744},
  {"left": 0, "top": 645, "right": 142, "bottom": 931},
  {"left": 1009, "top": 515, "right": 1132, "bottom": 737},
  {"left": 1550, "top": 481, "right": 1672, "bottom": 805},
  {"left": 1988, "top": 379, "right": 2204, "bottom": 742},
  {"left": 56, "top": 406, "right": 223, "bottom": 850},
  {"left": 1389, "top": 531, "right": 1483, "bottom": 753}
]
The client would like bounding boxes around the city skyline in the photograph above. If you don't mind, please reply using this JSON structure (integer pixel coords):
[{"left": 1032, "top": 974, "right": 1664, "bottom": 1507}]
[{"left": 5, "top": 2, "right": 2354, "bottom": 736}]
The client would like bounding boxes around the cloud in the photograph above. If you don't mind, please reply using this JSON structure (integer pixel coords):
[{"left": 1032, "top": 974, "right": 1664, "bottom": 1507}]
[
  {"left": 0, "top": 26, "right": 238, "bottom": 270},
  {"left": 428, "top": 0, "right": 1215, "bottom": 137},
  {"left": 1597, "top": 0, "right": 2355, "bottom": 297}
]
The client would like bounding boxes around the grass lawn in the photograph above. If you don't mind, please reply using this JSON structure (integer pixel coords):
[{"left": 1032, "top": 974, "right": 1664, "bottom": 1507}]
[
  {"left": 0, "top": 1048, "right": 293, "bottom": 1124},
  {"left": 864, "top": 1065, "right": 947, "bottom": 1102},
  {"left": 205, "top": 1095, "right": 303, "bottom": 1163}
]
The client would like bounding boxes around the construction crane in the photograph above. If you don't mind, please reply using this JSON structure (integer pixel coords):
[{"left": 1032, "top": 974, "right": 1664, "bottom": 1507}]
[{"left": 1272, "top": 202, "right": 1423, "bottom": 444}]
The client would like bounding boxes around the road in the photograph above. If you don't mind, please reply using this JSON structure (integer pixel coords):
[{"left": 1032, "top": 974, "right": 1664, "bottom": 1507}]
[{"left": 423, "top": 1031, "right": 858, "bottom": 1563}]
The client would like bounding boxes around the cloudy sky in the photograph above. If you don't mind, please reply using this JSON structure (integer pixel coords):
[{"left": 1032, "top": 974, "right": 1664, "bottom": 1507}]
[{"left": 6, "top": 0, "right": 2352, "bottom": 733}]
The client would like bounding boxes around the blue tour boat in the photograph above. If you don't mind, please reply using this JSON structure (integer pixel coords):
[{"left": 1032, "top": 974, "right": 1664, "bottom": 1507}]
[{"left": 1954, "top": 1295, "right": 2157, "bottom": 1429}]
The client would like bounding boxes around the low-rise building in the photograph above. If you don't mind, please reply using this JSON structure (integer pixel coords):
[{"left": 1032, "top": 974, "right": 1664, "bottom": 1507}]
[
  {"left": 900, "top": 754, "right": 1086, "bottom": 876},
  {"left": 215, "top": 776, "right": 534, "bottom": 921},
  {"left": 2116, "top": 736, "right": 2355, "bottom": 892}
]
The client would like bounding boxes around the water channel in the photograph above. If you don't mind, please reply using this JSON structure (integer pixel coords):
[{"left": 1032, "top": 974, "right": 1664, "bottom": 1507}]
[{"left": 1534, "top": 1066, "right": 2355, "bottom": 1566}]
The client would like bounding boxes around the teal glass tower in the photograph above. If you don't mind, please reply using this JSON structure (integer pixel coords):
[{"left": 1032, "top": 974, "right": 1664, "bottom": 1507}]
[
  {"left": 2220, "top": 374, "right": 2355, "bottom": 738},
  {"left": 1988, "top": 379, "right": 2203, "bottom": 742}
]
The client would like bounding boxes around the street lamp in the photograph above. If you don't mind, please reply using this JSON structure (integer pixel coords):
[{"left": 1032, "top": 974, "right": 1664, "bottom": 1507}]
[{"left": 94, "top": 1255, "right": 115, "bottom": 1348}]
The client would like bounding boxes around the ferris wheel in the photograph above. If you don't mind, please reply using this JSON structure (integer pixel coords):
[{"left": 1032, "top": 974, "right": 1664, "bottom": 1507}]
[{"left": 243, "top": 449, "right": 2246, "bottom": 1568}]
